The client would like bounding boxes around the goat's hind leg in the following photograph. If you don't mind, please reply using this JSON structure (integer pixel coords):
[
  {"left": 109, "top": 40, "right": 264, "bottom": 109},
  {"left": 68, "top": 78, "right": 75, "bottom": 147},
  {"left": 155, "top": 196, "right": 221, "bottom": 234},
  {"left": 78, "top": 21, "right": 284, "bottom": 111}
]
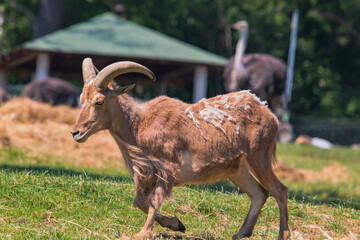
[
  {"left": 229, "top": 164, "right": 269, "bottom": 239},
  {"left": 247, "top": 153, "right": 290, "bottom": 239}
]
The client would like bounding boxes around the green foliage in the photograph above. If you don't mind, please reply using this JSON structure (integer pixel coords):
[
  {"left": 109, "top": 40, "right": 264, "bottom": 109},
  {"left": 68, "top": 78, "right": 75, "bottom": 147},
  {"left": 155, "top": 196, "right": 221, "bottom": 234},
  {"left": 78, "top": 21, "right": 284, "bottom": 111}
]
[
  {"left": 0, "top": 0, "right": 38, "bottom": 50},
  {"left": 1, "top": 0, "right": 360, "bottom": 118}
]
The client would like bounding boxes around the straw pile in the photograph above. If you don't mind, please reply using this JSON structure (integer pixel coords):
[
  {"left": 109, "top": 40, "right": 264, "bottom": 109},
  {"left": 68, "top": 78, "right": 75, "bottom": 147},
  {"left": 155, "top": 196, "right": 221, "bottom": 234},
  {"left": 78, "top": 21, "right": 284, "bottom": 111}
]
[
  {"left": 0, "top": 98, "right": 122, "bottom": 169},
  {"left": 0, "top": 98, "right": 349, "bottom": 182},
  {"left": 274, "top": 162, "right": 349, "bottom": 183}
]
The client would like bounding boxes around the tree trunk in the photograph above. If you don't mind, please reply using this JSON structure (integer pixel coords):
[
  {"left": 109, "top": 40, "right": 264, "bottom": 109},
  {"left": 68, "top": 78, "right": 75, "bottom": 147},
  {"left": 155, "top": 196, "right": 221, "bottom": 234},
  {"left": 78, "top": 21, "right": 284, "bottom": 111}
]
[
  {"left": 33, "top": 0, "right": 64, "bottom": 38},
  {"left": 217, "top": 0, "right": 232, "bottom": 55}
]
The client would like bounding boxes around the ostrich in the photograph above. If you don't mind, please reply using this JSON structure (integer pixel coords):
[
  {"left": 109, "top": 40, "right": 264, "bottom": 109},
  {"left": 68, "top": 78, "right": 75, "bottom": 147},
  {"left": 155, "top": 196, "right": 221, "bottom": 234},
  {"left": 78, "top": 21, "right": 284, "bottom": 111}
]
[{"left": 224, "top": 21, "right": 287, "bottom": 118}]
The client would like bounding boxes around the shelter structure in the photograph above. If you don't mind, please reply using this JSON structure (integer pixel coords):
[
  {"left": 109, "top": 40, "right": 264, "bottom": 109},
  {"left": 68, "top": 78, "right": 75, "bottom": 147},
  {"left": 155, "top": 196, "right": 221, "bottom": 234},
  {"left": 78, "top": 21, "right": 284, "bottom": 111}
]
[{"left": 0, "top": 13, "right": 227, "bottom": 102}]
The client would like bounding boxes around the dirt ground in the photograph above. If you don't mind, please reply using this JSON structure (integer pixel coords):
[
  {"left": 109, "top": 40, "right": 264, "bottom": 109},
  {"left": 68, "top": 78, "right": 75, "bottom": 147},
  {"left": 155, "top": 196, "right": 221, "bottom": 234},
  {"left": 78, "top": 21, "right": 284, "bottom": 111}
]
[{"left": 0, "top": 98, "right": 349, "bottom": 182}]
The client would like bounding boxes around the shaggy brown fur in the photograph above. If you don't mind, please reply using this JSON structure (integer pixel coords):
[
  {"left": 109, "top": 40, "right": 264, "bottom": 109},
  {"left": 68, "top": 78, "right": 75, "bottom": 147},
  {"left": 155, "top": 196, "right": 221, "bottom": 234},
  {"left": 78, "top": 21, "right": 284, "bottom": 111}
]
[{"left": 72, "top": 59, "right": 290, "bottom": 240}]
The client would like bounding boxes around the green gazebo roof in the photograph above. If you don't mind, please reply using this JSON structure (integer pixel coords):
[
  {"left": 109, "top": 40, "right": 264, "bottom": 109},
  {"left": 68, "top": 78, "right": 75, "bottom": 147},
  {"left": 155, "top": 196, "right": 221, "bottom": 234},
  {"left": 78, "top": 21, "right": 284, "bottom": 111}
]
[{"left": 23, "top": 13, "right": 227, "bottom": 66}]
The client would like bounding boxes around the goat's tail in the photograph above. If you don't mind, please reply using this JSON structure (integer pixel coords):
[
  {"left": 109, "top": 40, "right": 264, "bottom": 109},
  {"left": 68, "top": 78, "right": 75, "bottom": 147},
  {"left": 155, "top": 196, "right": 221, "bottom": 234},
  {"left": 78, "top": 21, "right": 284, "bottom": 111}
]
[
  {"left": 271, "top": 113, "right": 280, "bottom": 166},
  {"left": 268, "top": 113, "right": 279, "bottom": 167}
]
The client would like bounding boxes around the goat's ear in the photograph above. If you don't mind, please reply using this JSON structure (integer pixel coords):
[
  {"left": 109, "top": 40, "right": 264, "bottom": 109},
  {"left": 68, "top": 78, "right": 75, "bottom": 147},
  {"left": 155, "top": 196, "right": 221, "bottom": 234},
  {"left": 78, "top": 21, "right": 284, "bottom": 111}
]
[{"left": 110, "top": 84, "right": 136, "bottom": 97}]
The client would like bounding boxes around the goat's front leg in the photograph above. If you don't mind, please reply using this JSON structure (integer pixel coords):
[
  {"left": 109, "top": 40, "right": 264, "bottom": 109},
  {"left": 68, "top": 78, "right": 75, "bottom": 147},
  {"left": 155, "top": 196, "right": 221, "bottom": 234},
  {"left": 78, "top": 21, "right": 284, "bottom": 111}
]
[
  {"left": 134, "top": 206, "right": 156, "bottom": 240},
  {"left": 135, "top": 198, "right": 185, "bottom": 233},
  {"left": 134, "top": 182, "right": 169, "bottom": 239}
]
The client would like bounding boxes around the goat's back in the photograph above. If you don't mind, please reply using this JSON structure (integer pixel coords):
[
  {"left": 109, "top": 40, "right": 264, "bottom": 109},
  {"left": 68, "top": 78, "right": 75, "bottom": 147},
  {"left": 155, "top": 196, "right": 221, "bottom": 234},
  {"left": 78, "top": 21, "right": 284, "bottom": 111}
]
[{"left": 138, "top": 91, "right": 278, "bottom": 161}]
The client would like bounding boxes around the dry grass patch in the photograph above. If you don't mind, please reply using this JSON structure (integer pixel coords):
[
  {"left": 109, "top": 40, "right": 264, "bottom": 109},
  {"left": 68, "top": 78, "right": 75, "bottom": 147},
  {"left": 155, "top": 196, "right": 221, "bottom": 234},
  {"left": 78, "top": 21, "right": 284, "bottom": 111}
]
[
  {"left": 274, "top": 162, "right": 349, "bottom": 183},
  {"left": 0, "top": 98, "right": 122, "bottom": 169}
]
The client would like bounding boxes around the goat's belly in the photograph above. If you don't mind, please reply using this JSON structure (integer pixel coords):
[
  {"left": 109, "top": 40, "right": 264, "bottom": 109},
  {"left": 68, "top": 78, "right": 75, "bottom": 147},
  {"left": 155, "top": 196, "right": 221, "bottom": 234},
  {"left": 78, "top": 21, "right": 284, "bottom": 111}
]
[{"left": 174, "top": 151, "right": 239, "bottom": 186}]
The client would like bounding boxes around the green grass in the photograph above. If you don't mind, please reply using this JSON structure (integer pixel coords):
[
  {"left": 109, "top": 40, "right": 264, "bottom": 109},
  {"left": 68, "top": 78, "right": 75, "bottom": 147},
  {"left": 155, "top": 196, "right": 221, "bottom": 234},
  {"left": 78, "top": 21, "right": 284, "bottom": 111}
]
[
  {"left": 0, "top": 144, "right": 359, "bottom": 239},
  {"left": 277, "top": 144, "right": 360, "bottom": 209}
]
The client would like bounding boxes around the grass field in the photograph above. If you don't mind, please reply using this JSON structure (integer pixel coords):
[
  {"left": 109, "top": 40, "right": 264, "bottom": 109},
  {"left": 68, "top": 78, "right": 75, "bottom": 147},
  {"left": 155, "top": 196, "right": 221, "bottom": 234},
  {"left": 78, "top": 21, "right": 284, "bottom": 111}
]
[{"left": 0, "top": 144, "right": 359, "bottom": 239}]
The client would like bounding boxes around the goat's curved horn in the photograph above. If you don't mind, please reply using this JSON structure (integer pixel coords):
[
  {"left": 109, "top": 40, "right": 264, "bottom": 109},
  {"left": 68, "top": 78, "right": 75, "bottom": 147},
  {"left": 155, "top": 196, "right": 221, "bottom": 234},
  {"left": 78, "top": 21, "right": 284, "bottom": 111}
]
[
  {"left": 82, "top": 58, "right": 97, "bottom": 85},
  {"left": 93, "top": 61, "right": 156, "bottom": 89}
]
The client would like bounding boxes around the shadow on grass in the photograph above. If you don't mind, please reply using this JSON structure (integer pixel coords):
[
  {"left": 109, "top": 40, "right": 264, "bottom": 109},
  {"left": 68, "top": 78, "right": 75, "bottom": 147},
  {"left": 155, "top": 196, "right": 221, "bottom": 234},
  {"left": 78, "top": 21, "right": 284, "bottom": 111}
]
[
  {"left": 288, "top": 189, "right": 360, "bottom": 210},
  {"left": 0, "top": 164, "right": 132, "bottom": 183},
  {"left": 1, "top": 164, "right": 358, "bottom": 210},
  {"left": 190, "top": 180, "right": 360, "bottom": 210},
  {"left": 187, "top": 180, "right": 240, "bottom": 194},
  {"left": 156, "top": 233, "right": 210, "bottom": 240}
]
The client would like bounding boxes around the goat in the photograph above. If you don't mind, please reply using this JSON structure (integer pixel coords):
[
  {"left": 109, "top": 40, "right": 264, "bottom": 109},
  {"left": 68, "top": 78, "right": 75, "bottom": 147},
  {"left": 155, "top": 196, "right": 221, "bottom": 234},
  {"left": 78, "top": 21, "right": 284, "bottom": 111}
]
[
  {"left": 72, "top": 58, "right": 290, "bottom": 240},
  {"left": 23, "top": 77, "right": 80, "bottom": 107},
  {"left": 0, "top": 87, "right": 9, "bottom": 105}
]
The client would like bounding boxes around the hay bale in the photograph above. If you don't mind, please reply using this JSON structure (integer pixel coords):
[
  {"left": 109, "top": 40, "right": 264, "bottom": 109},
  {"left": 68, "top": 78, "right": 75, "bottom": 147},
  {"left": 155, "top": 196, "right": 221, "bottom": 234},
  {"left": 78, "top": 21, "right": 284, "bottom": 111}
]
[
  {"left": 274, "top": 162, "right": 349, "bottom": 183},
  {"left": 0, "top": 98, "right": 78, "bottom": 124},
  {"left": 295, "top": 135, "right": 312, "bottom": 145},
  {"left": 0, "top": 98, "right": 123, "bottom": 169}
]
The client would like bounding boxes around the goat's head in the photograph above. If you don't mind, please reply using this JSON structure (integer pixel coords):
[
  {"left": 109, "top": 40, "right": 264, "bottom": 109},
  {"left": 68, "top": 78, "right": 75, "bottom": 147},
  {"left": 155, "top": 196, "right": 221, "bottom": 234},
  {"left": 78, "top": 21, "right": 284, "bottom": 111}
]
[{"left": 71, "top": 58, "right": 155, "bottom": 142}]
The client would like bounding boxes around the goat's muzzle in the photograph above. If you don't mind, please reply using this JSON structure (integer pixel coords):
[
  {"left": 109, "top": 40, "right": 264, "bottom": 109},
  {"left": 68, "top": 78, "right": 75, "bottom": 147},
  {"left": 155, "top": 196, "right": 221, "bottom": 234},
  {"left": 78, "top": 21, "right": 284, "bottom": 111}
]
[{"left": 71, "top": 130, "right": 88, "bottom": 143}]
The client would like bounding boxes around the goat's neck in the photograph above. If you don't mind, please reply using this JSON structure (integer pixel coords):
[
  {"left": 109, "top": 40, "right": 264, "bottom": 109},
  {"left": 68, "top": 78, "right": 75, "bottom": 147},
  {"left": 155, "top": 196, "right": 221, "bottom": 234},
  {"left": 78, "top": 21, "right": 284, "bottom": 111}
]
[
  {"left": 109, "top": 94, "right": 143, "bottom": 146},
  {"left": 233, "top": 26, "right": 248, "bottom": 74}
]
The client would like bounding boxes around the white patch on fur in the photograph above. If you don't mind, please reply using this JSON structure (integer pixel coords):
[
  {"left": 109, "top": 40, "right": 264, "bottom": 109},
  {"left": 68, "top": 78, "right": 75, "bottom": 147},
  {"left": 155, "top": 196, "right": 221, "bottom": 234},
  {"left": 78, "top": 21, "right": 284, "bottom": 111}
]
[
  {"left": 185, "top": 106, "right": 208, "bottom": 140},
  {"left": 231, "top": 93, "right": 245, "bottom": 103},
  {"left": 199, "top": 107, "right": 227, "bottom": 135},
  {"left": 185, "top": 96, "right": 238, "bottom": 138},
  {"left": 200, "top": 98, "right": 236, "bottom": 136},
  {"left": 236, "top": 127, "right": 240, "bottom": 135},
  {"left": 239, "top": 90, "right": 268, "bottom": 107},
  {"left": 220, "top": 95, "right": 229, "bottom": 104}
]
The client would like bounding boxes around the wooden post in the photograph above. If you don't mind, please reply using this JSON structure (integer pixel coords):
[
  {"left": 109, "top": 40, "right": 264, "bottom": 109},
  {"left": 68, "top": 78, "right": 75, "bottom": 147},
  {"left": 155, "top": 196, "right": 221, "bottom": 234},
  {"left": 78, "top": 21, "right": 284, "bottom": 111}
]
[
  {"left": 284, "top": 9, "right": 299, "bottom": 121},
  {"left": 193, "top": 66, "right": 208, "bottom": 102},
  {"left": 0, "top": 70, "right": 7, "bottom": 88},
  {"left": 35, "top": 53, "right": 50, "bottom": 80},
  {"left": 155, "top": 79, "right": 167, "bottom": 96},
  {"left": 135, "top": 83, "right": 144, "bottom": 98}
]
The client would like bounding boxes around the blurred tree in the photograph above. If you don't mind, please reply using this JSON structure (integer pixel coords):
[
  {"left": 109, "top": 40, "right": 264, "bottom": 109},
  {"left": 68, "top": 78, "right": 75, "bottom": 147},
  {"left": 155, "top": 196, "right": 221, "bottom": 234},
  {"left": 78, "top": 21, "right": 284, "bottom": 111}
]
[
  {"left": 34, "top": 0, "right": 64, "bottom": 38},
  {"left": 1, "top": 0, "right": 63, "bottom": 45},
  {"left": 0, "top": 0, "right": 360, "bottom": 119}
]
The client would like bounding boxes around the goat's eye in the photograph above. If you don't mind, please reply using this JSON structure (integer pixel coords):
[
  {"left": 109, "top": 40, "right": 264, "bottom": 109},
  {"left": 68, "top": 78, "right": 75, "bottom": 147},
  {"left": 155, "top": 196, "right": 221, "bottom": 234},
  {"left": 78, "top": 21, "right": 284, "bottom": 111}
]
[{"left": 95, "top": 100, "right": 104, "bottom": 106}]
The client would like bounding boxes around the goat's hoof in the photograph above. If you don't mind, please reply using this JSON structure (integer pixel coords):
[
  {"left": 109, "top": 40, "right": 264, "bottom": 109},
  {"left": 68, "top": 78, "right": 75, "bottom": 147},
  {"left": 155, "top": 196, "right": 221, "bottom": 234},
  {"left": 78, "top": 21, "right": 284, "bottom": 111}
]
[
  {"left": 278, "top": 230, "right": 290, "bottom": 240},
  {"left": 232, "top": 231, "right": 252, "bottom": 239},
  {"left": 178, "top": 220, "right": 186, "bottom": 233},
  {"left": 167, "top": 217, "right": 186, "bottom": 233},
  {"left": 134, "top": 230, "right": 154, "bottom": 240}
]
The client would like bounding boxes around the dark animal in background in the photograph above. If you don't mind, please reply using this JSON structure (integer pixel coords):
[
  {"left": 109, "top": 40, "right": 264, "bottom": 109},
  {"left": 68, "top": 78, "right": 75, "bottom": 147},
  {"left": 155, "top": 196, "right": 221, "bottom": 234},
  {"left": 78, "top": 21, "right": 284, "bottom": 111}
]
[
  {"left": 224, "top": 21, "right": 287, "bottom": 118},
  {"left": 0, "top": 87, "right": 9, "bottom": 105},
  {"left": 22, "top": 78, "right": 80, "bottom": 107}
]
